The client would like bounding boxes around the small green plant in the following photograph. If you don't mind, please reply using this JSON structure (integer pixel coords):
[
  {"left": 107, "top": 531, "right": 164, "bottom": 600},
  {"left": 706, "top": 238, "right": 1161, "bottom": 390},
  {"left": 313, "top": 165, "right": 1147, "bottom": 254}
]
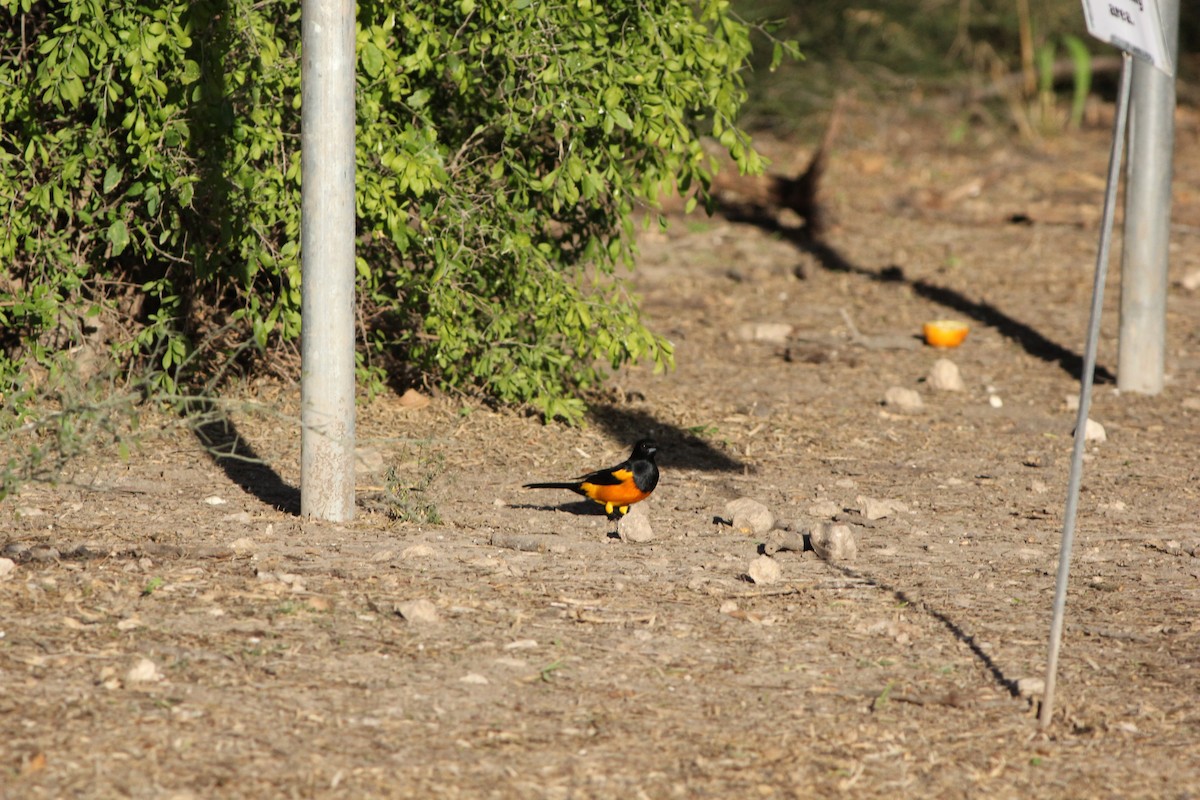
[
  {"left": 539, "top": 658, "right": 565, "bottom": 683},
  {"left": 871, "top": 680, "right": 895, "bottom": 711},
  {"left": 1, "top": 362, "right": 144, "bottom": 501},
  {"left": 141, "top": 577, "right": 165, "bottom": 597},
  {"left": 382, "top": 450, "right": 445, "bottom": 524},
  {"left": 1032, "top": 34, "right": 1092, "bottom": 133}
]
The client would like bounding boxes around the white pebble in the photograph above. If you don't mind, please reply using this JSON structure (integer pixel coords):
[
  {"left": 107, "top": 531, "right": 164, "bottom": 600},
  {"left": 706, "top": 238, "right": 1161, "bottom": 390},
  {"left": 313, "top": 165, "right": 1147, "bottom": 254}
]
[
  {"left": 126, "top": 658, "right": 163, "bottom": 684},
  {"left": 747, "top": 555, "right": 782, "bottom": 585},
  {"left": 1083, "top": 418, "right": 1107, "bottom": 442},
  {"left": 988, "top": 394, "right": 1003, "bottom": 408}
]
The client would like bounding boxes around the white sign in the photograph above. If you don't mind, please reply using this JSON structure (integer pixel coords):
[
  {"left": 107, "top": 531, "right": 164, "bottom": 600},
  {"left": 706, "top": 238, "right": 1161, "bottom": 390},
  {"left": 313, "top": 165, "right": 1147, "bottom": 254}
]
[{"left": 1081, "top": 0, "right": 1174, "bottom": 76}]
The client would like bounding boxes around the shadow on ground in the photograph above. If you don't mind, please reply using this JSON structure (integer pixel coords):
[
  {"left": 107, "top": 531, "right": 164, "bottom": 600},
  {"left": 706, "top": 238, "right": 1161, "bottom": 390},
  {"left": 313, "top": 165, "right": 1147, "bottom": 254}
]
[
  {"left": 719, "top": 204, "right": 1114, "bottom": 384},
  {"left": 831, "top": 562, "right": 1024, "bottom": 699},
  {"left": 190, "top": 401, "right": 301, "bottom": 515},
  {"left": 587, "top": 403, "right": 746, "bottom": 473}
]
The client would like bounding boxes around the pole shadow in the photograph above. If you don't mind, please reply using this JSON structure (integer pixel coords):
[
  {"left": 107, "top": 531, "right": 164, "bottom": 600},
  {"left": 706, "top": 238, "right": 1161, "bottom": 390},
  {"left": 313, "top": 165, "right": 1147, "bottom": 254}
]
[
  {"left": 718, "top": 204, "right": 1114, "bottom": 384},
  {"left": 188, "top": 400, "right": 301, "bottom": 515},
  {"left": 828, "top": 561, "right": 1022, "bottom": 699}
]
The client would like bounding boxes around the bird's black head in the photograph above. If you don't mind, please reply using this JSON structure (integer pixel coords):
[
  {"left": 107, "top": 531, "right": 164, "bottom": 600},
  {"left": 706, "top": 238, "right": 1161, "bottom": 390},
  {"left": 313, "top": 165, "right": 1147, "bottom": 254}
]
[{"left": 631, "top": 439, "right": 658, "bottom": 460}]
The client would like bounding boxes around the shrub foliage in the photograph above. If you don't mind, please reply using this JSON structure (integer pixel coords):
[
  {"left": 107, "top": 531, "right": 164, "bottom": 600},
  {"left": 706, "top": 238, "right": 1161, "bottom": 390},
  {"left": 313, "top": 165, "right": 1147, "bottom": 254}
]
[{"left": 0, "top": 0, "right": 777, "bottom": 423}]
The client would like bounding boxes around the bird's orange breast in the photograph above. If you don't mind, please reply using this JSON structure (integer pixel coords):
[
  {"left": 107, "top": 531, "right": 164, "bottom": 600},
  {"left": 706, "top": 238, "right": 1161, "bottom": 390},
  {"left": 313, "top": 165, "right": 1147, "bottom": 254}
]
[{"left": 580, "top": 470, "right": 649, "bottom": 507}]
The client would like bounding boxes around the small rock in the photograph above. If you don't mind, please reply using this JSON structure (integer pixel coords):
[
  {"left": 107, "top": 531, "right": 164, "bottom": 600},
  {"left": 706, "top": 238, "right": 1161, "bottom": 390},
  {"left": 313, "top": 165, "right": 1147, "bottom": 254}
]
[
  {"left": 718, "top": 600, "right": 739, "bottom": 615},
  {"left": 806, "top": 499, "right": 842, "bottom": 518},
  {"left": 2, "top": 543, "right": 29, "bottom": 559},
  {"left": 927, "top": 358, "right": 965, "bottom": 391},
  {"left": 401, "top": 544, "right": 438, "bottom": 559},
  {"left": 1083, "top": 418, "right": 1107, "bottom": 443},
  {"left": 1179, "top": 268, "right": 1200, "bottom": 291},
  {"left": 396, "top": 599, "right": 439, "bottom": 625},
  {"left": 26, "top": 546, "right": 60, "bottom": 562},
  {"left": 397, "top": 388, "right": 431, "bottom": 409},
  {"left": 459, "top": 673, "right": 490, "bottom": 685},
  {"left": 1029, "top": 479, "right": 1049, "bottom": 494},
  {"left": 1065, "top": 394, "right": 1080, "bottom": 412},
  {"left": 228, "top": 537, "right": 255, "bottom": 554},
  {"left": 203, "top": 496, "right": 227, "bottom": 506},
  {"left": 0, "top": 557, "right": 15, "bottom": 581},
  {"left": 810, "top": 523, "right": 858, "bottom": 562},
  {"left": 988, "top": 394, "right": 1004, "bottom": 408},
  {"left": 1016, "top": 677, "right": 1045, "bottom": 697},
  {"left": 724, "top": 497, "right": 775, "bottom": 535},
  {"left": 1022, "top": 453, "right": 1053, "bottom": 468},
  {"left": 504, "top": 639, "right": 539, "bottom": 651},
  {"left": 736, "top": 322, "right": 794, "bottom": 344},
  {"left": 492, "top": 657, "right": 527, "bottom": 670},
  {"left": 855, "top": 495, "right": 908, "bottom": 521},
  {"left": 747, "top": 555, "right": 782, "bottom": 585},
  {"left": 126, "top": 658, "right": 163, "bottom": 684},
  {"left": 882, "top": 386, "right": 923, "bottom": 413},
  {"left": 618, "top": 503, "right": 655, "bottom": 543}
]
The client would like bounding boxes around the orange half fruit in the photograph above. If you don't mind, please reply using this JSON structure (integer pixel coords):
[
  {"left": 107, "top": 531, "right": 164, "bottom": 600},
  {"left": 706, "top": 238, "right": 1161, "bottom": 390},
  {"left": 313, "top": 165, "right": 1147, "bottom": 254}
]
[{"left": 923, "top": 320, "right": 969, "bottom": 348}]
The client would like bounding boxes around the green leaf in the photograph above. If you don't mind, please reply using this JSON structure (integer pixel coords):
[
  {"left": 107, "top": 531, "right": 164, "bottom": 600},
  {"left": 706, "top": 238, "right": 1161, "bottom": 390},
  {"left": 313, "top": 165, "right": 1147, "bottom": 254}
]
[
  {"left": 180, "top": 59, "right": 201, "bottom": 85},
  {"left": 102, "top": 164, "right": 122, "bottom": 194},
  {"left": 407, "top": 89, "right": 431, "bottom": 108},
  {"left": 108, "top": 219, "right": 129, "bottom": 256},
  {"left": 362, "top": 41, "right": 384, "bottom": 78}
]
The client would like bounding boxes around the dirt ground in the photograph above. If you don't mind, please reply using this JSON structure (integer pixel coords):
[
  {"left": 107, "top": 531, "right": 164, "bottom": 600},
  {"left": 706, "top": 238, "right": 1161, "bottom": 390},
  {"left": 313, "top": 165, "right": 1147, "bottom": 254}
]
[{"left": 4, "top": 100, "right": 1200, "bottom": 799}]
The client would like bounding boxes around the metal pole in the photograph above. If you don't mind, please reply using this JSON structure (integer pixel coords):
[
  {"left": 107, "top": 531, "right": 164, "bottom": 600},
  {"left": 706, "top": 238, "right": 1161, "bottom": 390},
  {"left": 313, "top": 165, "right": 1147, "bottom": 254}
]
[
  {"left": 1117, "top": 0, "right": 1179, "bottom": 394},
  {"left": 300, "top": 0, "right": 357, "bottom": 521},
  {"left": 1039, "top": 53, "right": 1133, "bottom": 729}
]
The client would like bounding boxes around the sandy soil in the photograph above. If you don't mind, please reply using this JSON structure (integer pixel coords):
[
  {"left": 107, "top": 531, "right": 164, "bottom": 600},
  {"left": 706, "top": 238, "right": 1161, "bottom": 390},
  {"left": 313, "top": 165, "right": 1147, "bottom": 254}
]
[{"left": 3, "top": 102, "right": 1200, "bottom": 799}]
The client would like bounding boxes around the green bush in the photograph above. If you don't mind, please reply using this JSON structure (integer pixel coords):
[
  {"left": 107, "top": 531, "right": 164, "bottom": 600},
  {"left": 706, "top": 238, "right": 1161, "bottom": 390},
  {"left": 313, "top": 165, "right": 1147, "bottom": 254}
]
[{"left": 0, "top": 0, "right": 782, "bottom": 425}]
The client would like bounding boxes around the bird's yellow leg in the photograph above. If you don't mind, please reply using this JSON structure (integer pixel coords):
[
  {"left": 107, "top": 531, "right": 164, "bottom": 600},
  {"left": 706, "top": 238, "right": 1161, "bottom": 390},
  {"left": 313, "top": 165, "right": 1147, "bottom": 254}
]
[{"left": 605, "top": 501, "right": 615, "bottom": 515}]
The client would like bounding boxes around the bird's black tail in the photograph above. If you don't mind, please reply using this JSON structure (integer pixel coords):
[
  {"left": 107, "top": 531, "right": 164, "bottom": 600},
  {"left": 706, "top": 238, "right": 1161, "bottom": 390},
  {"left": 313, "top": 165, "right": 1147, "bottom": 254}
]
[{"left": 523, "top": 482, "right": 579, "bottom": 490}]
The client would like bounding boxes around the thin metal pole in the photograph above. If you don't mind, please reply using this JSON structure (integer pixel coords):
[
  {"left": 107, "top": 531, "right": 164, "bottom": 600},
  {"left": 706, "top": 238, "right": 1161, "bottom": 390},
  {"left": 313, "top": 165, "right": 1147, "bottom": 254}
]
[
  {"left": 300, "top": 0, "right": 357, "bottom": 521},
  {"left": 1117, "top": 0, "right": 1179, "bottom": 395},
  {"left": 1039, "top": 53, "right": 1133, "bottom": 729}
]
